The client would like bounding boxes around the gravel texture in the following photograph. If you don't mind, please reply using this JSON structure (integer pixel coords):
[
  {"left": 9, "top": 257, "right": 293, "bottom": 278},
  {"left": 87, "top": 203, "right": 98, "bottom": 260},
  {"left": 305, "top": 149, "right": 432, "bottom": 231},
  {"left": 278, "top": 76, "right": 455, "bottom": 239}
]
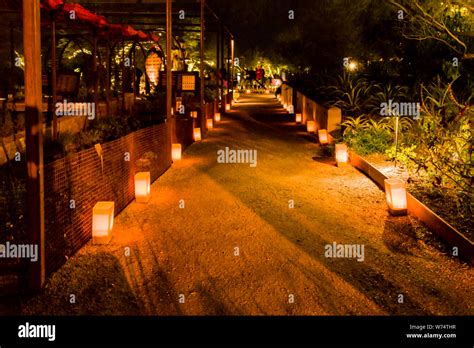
[{"left": 19, "top": 94, "right": 473, "bottom": 316}]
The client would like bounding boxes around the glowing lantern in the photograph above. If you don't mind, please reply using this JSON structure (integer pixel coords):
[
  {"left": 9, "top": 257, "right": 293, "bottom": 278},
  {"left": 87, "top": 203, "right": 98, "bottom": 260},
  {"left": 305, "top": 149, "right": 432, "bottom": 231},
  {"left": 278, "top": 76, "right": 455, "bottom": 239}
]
[
  {"left": 172, "top": 143, "right": 182, "bottom": 161},
  {"left": 283, "top": 103, "right": 288, "bottom": 109},
  {"left": 207, "top": 118, "right": 213, "bottom": 130},
  {"left": 306, "top": 120, "right": 316, "bottom": 133},
  {"left": 225, "top": 104, "right": 231, "bottom": 111},
  {"left": 335, "top": 143, "right": 348, "bottom": 166},
  {"left": 92, "top": 201, "right": 114, "bottom": 244},
  {"left": 246, "top": 89, "right": 251, "bottom": 94},
  {"left": 384, "top": 178, "right": 407, "bottom": 215},
  {"left": 214, "top": 113, "right": 221, "bottom": 122},
  {"left": 145, "top": 47, "right": 162, "bottom": 86},
  {"left": 134, "top": 172, "right": 151, "bottom": 203},
  {"left": 190, "top": 111, "right": 198, "bottom": 118},
  {"left": 295, "top": 113, "right": 302, "bottom": 123},
  {"left": 194, "top": 127, "right": 201, "bottom": 141},
  {"left": 318, "top": 129, "right": 328, "bottom": 145}
]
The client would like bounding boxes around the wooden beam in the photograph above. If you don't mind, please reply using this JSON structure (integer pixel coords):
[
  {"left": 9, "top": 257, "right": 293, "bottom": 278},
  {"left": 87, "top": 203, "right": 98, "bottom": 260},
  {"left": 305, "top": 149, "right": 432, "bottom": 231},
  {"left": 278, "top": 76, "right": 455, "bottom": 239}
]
[{"left": 23, "top": 0, "right": 45, "bottom": 291}]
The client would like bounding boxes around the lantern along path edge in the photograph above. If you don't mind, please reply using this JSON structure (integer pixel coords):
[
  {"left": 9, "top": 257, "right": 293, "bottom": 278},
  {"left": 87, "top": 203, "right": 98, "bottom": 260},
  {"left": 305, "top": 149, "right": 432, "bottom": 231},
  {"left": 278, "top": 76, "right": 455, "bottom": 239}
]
[{"left": 349, "top": 151, "right": 474, "bottom": 264}]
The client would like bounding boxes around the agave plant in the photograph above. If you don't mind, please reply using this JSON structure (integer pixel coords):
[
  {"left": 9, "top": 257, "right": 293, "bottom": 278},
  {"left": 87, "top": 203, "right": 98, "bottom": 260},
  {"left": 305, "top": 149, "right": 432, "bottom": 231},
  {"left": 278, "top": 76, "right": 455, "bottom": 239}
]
[
  {"left": 368, "top": 83, "right": 410, "bottom": 116},
  {"left": 326, "top": 73, "right": 373, "bottom": 116},
  {"left": 339, "top": 115, "right": 369, "bottom": 136}
]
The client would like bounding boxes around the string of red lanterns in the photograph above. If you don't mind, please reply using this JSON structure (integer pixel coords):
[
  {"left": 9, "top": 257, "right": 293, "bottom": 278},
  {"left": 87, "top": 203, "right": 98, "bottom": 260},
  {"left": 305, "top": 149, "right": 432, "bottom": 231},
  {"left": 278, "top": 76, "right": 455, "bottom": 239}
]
[{"left": 40, "top": 0, "right": 160, "bottom": 42}]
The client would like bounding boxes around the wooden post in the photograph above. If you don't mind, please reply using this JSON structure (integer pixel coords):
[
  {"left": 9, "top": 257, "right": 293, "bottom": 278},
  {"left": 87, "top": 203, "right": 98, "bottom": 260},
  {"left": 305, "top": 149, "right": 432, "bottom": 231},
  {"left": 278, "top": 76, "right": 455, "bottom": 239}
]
[
  {"left": 92, "top": 29, "right": 98, "bottom": 121},
  {"left": 105, "top": 33, "right": 111, "bottom": 116},
  {"left": 220, "top": 23, "right": 225, "bottom": 114},
  {"left": 23, "top": 0, "right": 45, "bottom": 290},
  {"left": 227, "top": 33, "right": 231, "bottom": 98},
  {"left": 132, "top": 42, "right": 136, "bottom": 102},
  {"left": 200, "top": 0, "right": 205, "bottom": 130},
  {"left": 10, "top": 22, "right": 15, "bottom": 95},
  {"left": 230, "top": 37, "right": 234, "bottom": 99},
  {"left": 166, "top": 0, "right": 175, "bottom": 143},
  {"left": 215, "top": 23, "right": 220, "bottom": 107},
  {"left": 121, "top": 36, "right": 125, "bottom": 113},
  {"left": 51, "top": 17, "right": 58, "bottom": 140}
]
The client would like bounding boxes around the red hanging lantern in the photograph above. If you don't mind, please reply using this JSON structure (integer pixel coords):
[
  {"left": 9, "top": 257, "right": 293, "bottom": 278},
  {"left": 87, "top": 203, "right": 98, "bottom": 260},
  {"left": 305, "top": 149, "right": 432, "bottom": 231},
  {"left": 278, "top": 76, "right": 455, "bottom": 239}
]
[
  {"left": 42, "top": 0, "right": 64, "bottom": 10},
  {"left": 62, "top": 4, "right": 107, "bottom": 27},
  {"left": 149, "top": 34, "right": 160, "bottom": 42},
  {"left": 137, "top": 31, "right": 148, "bottom": 40},
  {"left": 146, "top": 47, "right": 162, "bottom": 86}
]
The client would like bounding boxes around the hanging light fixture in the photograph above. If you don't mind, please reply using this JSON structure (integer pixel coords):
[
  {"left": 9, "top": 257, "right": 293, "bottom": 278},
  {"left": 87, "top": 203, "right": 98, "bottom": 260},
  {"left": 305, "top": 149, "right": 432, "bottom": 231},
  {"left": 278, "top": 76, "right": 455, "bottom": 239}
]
[{"left": 145, "top": 46, "right": 162, "bottom": 86}]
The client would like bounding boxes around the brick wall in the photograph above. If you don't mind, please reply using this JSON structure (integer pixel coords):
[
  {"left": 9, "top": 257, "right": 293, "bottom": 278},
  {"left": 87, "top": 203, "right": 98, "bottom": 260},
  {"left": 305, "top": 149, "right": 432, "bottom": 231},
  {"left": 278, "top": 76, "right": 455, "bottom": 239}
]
[{"left": 43, "top": 123, "right": 171, "bottom": 275}]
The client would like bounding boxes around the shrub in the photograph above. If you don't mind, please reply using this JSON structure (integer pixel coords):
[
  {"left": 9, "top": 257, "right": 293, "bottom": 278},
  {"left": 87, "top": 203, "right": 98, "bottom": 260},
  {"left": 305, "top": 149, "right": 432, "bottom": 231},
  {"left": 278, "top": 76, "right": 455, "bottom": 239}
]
[
  {"left": 341, "top": 115, "right": 392, "bottom": 155},
  {"left": 403, "top": 78, "right": 472, "bottom": 215},
  {"left": 326, "top": 73, "right": 373, "bottom": 115}
]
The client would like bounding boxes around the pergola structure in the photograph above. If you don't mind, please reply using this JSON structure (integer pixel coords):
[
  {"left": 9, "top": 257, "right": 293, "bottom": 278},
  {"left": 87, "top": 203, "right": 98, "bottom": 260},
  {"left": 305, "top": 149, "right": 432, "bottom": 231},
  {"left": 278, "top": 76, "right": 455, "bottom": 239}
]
[{"left": 13, "top": 0, "right": 235, "bottom": 290}]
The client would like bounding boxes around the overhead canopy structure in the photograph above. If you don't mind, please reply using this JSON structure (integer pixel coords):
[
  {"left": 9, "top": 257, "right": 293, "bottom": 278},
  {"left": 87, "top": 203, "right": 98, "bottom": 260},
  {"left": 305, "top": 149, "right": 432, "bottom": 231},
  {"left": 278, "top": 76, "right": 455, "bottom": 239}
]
[
  {"left": 0, "top": 0, "right": 236, "bottom": 290},
  {"left": 41, "top": 0, "right": 161, "bottom": 42}
]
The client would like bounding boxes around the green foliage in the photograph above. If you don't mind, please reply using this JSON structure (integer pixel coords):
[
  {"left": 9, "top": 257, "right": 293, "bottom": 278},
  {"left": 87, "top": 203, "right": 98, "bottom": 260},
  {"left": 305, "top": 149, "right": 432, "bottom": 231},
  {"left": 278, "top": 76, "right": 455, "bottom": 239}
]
[
  {"left": 340, "top": 115, "right": 369, "bottom": 136},
  {"left": 77, "top": 129, "right": 102, "bottom": 151},
  {"left": 385, "top": 144, "right": 417, "bottom": 171},
  {"left": 58, "top": 131, "right": 77, "bottom": 154},
  {"left": 42, "top": 112, "right": 157, "bottom": 163},
  {"left": 368, "top": 83, "right": 410, "bottom": 115},
  {"left": 327, "top": 73, "right": 373, "bottom": 115},
  {"left": 341, "top": 115, "right": 392, "bottom": 155},
  {"left": 91, "top": 116, "right": 128, "bottom": 142},
  {"left": 405, "top": 78, "right": 472, "bottom": 213}
]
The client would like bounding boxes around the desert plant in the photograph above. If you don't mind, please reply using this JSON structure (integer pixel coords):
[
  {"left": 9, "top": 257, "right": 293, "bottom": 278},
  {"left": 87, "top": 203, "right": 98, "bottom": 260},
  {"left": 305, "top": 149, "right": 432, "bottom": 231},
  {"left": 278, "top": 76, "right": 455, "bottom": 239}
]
[
  {"left": 405, "top": 77, "right": 472, "bottom": 215},
  {"left": 326, "top": 73, "right": 373, "bottom": 115},
  {"left": 341, "top": 115, "right": 393, "bottom": 155},
  {"left": 339, "top": 115, "right": 369, "bottom": 136},
  {"left": 368, "top": 83, "right": 410, "bottom": 115}
]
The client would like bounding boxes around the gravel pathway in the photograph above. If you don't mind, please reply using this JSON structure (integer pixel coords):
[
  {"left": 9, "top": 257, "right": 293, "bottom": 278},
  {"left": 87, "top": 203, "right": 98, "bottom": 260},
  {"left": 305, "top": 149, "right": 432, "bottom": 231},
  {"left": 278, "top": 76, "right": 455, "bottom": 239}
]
[{"left": 20, "top": 93, "right": 473, "bottom": 315}]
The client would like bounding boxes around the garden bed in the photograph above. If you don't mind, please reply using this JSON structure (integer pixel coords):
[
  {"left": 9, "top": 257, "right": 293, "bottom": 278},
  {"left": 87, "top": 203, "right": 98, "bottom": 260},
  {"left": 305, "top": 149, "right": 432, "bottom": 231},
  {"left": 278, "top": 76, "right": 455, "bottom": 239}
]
[{"left": 364, "top": 153, "right": 473, "bottom": 242}]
